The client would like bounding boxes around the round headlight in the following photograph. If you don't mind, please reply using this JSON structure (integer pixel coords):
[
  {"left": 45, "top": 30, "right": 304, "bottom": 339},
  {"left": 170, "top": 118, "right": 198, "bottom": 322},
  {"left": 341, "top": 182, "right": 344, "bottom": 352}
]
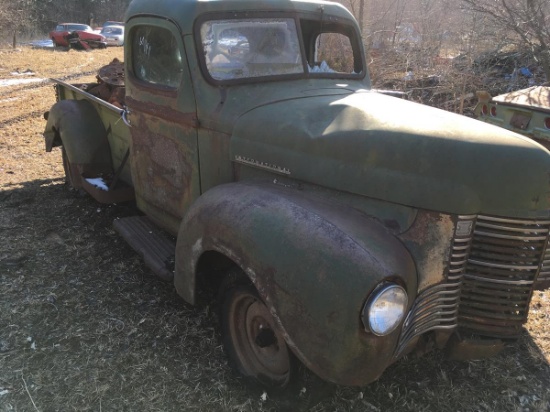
[{"left": 362, "top": 284, "right": 408, "bottom": 336}]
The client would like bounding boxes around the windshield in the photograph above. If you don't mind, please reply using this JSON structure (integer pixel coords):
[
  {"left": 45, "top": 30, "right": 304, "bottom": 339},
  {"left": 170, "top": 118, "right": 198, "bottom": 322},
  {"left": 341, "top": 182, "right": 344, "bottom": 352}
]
[
  {"left": 200, "top": 16, "right": 363, "bottom": 83},
  {"left": 102, "top": 27, "right": 123, "bottom": 35},
  {"left": 67, "top": 24, "right": 90, "bottom": 31},
  {"left": 56, "top": 24, "right": 90, "bottom": 31},
  {"left": 202, "top": 18, "right": 303, "bottom": 81}
]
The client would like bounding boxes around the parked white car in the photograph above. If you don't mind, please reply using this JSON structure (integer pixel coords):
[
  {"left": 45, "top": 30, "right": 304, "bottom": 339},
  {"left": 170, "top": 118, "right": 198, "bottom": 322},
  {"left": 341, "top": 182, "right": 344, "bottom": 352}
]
[{"left": 100, "top": 25, "right": 124, "bottom": 46}]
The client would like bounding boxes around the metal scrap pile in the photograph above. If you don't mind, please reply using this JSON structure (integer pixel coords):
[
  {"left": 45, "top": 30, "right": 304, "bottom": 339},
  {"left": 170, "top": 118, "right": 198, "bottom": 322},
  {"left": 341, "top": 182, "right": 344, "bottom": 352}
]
[
  {"left": 471, "top": 50, "right": 543, "bottom": 95},
  {"left": 81, "top": 59, "right": 125, "bottom": 108}
]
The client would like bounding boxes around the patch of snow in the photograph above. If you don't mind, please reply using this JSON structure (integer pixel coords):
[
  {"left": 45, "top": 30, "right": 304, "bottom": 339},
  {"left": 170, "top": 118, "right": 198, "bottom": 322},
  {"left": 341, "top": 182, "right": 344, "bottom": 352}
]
[
  {"left": 10, "top": 69, "right": 35, "bottom": 76},
  {"left": 0, "top": 97, "right": 20, "bottom": 104},
  {"left": 0, "top": 78, "right": 46, "bottom": 87},
  {"left": 85, "top": 177, "right": 109, "bottom": 191},
  {"left": 25, "top": 39, "right": 54, "bottom": 48},
  {"left": 519, "top": 394, "right": 541, "bottom": 406}
]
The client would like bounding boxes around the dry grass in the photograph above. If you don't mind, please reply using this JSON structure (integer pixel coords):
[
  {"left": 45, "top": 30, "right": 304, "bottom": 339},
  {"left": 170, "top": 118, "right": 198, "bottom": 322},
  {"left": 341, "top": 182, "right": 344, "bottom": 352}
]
[{"left": 1, "top": 46, "right": 550, "bottom": 412}]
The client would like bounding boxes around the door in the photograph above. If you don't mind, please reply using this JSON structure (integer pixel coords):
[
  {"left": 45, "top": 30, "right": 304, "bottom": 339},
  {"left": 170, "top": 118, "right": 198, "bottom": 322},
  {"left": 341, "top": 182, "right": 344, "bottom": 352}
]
[{"left": 125, "top": 17, "right": 199, "bottom": 234}]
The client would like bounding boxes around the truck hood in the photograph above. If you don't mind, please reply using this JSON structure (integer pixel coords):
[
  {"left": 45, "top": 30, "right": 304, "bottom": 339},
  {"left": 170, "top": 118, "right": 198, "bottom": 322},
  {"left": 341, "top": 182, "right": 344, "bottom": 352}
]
[{"left": 231, "top": 91, "right": 550, "bottom": 217}]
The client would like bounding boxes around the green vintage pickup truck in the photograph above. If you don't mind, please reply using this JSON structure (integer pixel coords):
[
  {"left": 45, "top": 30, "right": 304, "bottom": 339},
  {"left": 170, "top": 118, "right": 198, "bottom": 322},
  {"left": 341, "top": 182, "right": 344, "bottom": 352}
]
[{"left": 43, "top": 0, "right": 550, "bottom": 388}]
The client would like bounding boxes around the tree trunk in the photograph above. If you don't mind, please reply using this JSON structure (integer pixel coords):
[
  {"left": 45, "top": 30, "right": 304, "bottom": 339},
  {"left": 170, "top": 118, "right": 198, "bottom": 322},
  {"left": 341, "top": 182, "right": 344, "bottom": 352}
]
[{"left": 359, "top": 0, "right": 364, "bottom": 38}]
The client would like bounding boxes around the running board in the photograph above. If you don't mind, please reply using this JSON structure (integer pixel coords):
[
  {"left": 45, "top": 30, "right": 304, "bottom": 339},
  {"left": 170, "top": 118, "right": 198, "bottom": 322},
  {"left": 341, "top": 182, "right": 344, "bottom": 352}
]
[{"left": 113, "top": 216, "right": 175, "bottom": 281}]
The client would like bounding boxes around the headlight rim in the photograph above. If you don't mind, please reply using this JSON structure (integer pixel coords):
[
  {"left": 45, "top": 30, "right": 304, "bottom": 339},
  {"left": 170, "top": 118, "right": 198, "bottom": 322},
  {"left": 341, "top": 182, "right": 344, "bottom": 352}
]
[{"left": 362, "top": 282, "right": 408, "bottom": 337}]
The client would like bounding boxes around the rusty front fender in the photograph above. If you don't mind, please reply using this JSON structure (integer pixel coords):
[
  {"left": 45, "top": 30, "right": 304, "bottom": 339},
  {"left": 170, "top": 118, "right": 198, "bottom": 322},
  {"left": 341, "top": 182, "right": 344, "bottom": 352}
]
[{"left": 174, "top": 181, "right": 417, "bottom": 386}]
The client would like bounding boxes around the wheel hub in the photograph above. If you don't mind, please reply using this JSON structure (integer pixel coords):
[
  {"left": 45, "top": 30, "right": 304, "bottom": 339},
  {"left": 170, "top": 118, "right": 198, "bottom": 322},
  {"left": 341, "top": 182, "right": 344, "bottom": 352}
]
[{"left": 244, "top": 300, "right": 290, "bottom": 376}]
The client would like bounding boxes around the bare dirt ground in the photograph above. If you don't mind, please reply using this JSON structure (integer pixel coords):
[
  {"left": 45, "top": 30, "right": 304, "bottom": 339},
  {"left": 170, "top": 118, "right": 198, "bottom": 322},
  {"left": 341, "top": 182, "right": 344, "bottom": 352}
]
[{"left": 1, "top": 47, "right": 549, "bottom": 412}]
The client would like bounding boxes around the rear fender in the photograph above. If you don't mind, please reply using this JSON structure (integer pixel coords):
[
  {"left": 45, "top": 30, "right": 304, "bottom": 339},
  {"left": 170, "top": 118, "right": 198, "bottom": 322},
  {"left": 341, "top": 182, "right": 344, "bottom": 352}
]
[
  {"left": 174, "top": 181, "right": 417, "bottom": 385},
  {"left": 44, "top": 99, "right": 113, "bottom": 187}
]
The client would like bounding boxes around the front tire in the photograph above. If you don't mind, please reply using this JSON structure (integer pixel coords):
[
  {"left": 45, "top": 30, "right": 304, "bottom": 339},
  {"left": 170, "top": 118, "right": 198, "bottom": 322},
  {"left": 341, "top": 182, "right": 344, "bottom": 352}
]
[{"left": 219, "top": 281, "right": 293, "bottom": 388}]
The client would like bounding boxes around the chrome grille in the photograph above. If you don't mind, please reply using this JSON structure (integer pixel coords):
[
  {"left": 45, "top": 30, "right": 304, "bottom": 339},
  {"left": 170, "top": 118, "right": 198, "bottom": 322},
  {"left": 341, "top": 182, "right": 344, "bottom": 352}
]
[
  {"left": 458, "top": 215, "right": 550, "bottom": 338},
  {"left": 395, "top": 214, "right": 550, "bottom": 357}
]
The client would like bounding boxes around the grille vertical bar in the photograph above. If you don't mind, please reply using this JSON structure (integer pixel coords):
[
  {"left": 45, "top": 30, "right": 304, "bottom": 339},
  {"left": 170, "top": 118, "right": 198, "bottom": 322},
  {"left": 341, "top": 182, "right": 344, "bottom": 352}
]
[{"left": 536, "top": 247, "right": 550, "bottom": 285}]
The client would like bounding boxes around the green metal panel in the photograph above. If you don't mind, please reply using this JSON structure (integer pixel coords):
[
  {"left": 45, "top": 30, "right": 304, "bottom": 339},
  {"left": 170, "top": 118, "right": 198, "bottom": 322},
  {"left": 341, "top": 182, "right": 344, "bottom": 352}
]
[
  {"left": 197, "top": 129, "right": 234, "bottom": 193},
  {"left": 235, "top": 168, "right": 419, "bottom": 234}
]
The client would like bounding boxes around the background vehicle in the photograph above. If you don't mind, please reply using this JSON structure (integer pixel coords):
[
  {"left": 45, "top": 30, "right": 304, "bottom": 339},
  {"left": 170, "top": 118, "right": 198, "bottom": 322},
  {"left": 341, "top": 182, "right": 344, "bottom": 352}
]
[
  {"left": 49, "top": 23, "right": 106, "bottom": 48},
  {"left": 43, "top": 0, "right": 550, "bottom": 389},
  {"left": 100, "top": 25, "right": 124, "bottom": 46},
  {"left": 102, "top": 20, "right": 124, "bottom": 28},
  {"left": 475, "top": 86, "right": 550, "bottom": 150}
]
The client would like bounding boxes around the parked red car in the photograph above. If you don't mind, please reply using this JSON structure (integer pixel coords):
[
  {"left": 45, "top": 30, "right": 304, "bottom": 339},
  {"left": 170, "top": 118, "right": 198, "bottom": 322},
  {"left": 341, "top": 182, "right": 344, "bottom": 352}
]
[{"left": 50, "top": 23, "right": 107, "bottom": 48}]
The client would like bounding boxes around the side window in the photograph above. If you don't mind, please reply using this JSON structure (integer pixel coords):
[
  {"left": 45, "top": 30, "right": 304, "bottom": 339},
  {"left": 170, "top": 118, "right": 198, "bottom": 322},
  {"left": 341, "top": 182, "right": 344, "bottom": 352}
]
[
  {"left": 131, "top": 25, "right": 183, "bottom": 88},
  {"left": 312, "top": 33, "right": 355, "bottom": 74}
]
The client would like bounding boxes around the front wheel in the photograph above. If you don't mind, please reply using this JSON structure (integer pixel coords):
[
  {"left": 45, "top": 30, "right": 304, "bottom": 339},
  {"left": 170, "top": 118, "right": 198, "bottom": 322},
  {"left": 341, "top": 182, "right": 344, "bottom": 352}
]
[{"left": 219, "top": 281, "right": 293, "bottom": 388}]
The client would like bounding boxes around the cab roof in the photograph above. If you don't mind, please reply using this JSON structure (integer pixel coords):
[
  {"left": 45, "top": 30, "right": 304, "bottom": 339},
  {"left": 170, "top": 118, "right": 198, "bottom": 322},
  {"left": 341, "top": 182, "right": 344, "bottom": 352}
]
[{"left": 125, "top": 0, "right": 357, "bottom": 34}]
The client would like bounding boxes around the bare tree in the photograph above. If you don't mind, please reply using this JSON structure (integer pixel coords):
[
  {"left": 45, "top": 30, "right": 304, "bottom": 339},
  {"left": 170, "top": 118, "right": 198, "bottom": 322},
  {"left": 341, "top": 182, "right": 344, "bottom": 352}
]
[
  {"left": 0, "top": 0, "right": 34, "bottom": 46},
  {"left": 461, "top": 0, "right": 550, "bottom": 80}
]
